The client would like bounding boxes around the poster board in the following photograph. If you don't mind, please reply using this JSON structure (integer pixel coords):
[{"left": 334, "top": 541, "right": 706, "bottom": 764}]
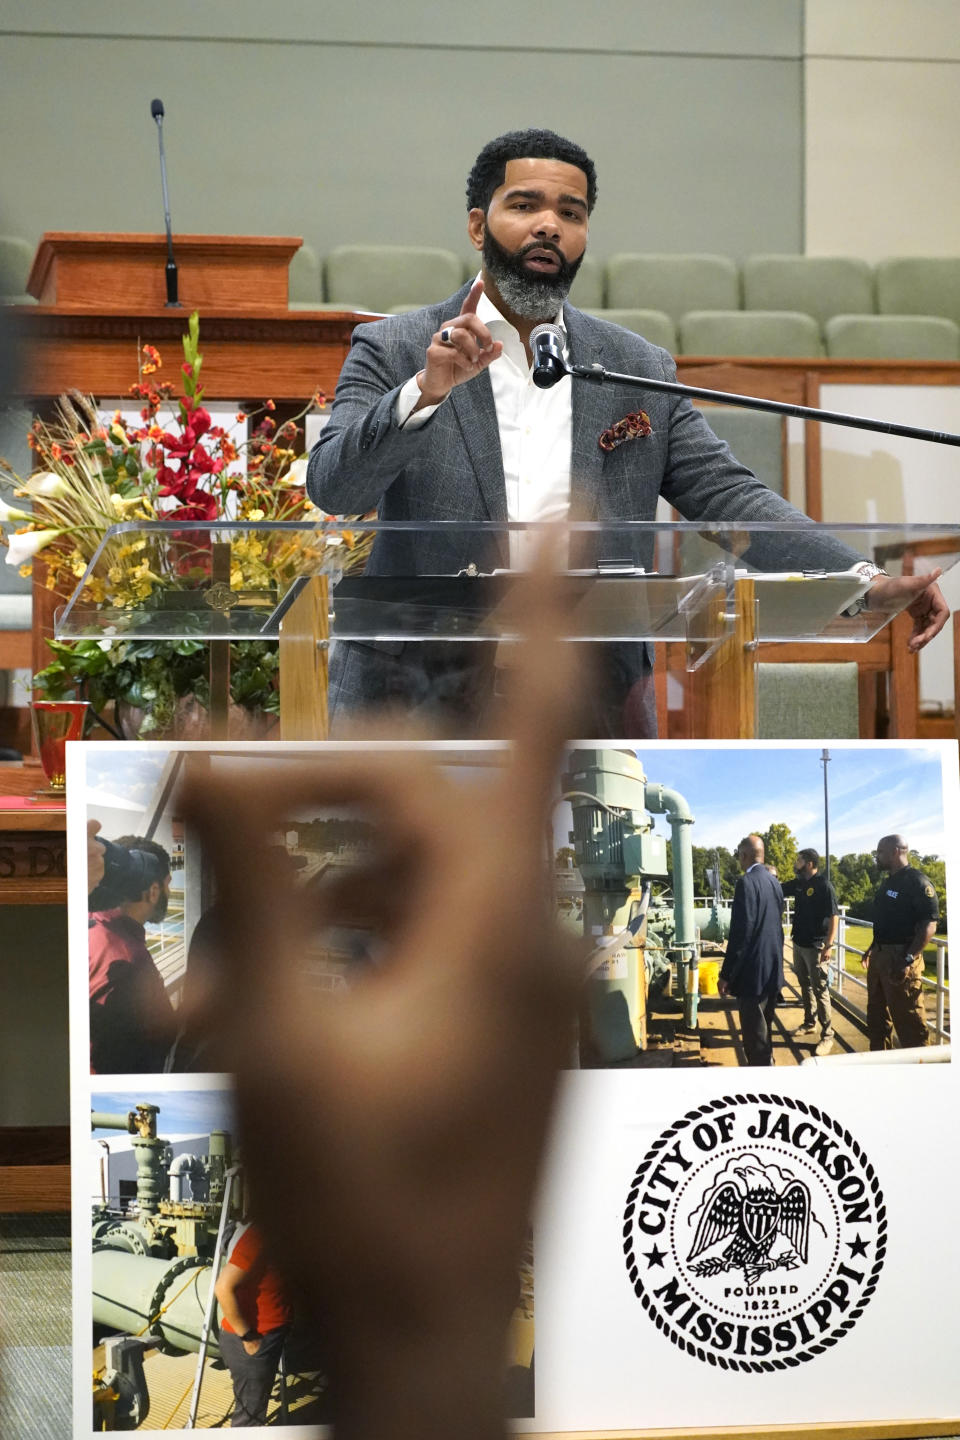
[{"left": 67, "top": 739, "right": 960, "bottom": 1436}]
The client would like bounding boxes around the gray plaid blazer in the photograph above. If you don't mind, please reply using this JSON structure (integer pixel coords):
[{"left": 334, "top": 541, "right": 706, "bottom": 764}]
[{"left": 307, "top": 282, "right": 855, "bottom": 727}]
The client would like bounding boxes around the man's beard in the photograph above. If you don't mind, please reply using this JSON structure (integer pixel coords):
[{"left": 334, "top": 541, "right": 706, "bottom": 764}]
[
  {"left": 149, "top": 887, "right": 169, "bottom": 924},
  {"left": 482, "top": 229, "right": 583, "bottom": 319}
]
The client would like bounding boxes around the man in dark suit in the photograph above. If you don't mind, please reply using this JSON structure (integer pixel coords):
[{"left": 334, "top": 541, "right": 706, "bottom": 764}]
[
  {"left": 719, "top": 835, "right": 785, "bottom": 1066},
  {"left": 307, "top": 129, "right": 947, "bottom": 734}
]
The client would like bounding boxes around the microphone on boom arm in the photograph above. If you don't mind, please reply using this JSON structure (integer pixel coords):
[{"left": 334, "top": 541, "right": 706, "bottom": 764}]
[
  {"left": 150, "top": 98, "right": 180, "bottom": 307},
  {"left": 530, "top": 322, "right": 570, "bottom": 389}
]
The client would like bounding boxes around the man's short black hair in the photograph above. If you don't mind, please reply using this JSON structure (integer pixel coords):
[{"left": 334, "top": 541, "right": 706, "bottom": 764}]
[
  {"left": 115, "top": 836, "right": 171, "bottom": 896},
  {"left": 466, "top": 129, "right": 597, "bottom": 214},
  {"left": 798, "top": 847, "right": 820, "bottom": 868}
]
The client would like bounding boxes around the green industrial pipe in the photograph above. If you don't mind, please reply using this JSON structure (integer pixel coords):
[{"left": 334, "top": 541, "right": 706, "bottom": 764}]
[
  {"left": 693, "top": 903, "right": 732, "bottom": 943},
  {"left": 645, "top": 783, "right": 698, "bottom": 1028},
  {"left": 207, "top": 1130, "right": 231, "bottom": 1208},
  {"left": 92, "top": 1250, "right": 220, "bottom": 1359},
  {"left": 91, "top": 1112, "right": 135, "bottom": 1132}
]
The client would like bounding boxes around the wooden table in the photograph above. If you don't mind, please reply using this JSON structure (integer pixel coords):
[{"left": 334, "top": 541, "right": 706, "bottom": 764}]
[
  {"left": 0, "top": 781, "right": 67, "bottom": 906},
  {"left": 0, "top": 775, "right": 68, "bottom": 1212}
]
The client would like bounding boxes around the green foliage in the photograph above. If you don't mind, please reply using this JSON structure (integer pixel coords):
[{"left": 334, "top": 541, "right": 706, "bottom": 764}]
[
  {"left": 914, "top": 852, "right": 947, "bottom": 933},
  {"left": 668, "top": 843, "right": 740, "bottom": 898},
  {"left": 32, "top": 636, "right": 280, "bottom": 737},
  {"left": 760, "top": 822, "right": 798, "bottom": 878},
  {"left": 180, "top": 310, "right": 203, "bottom": 417},
  {"left": 832, "top": 851, "right": 878, "bottom": 920}
]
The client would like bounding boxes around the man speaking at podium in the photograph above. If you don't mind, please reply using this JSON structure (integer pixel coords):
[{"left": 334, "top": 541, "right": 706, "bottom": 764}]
[{"left": 307, "top": 129, "right": 946, "bottom": 735}]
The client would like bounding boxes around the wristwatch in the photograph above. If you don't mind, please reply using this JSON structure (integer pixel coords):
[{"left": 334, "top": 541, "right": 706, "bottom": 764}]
[
  {"left": 844, "top": 562, "right": 888, "bottom": 616},
  {"left": 241, "top": 1328, "right": 261, "bottom": 1343}
]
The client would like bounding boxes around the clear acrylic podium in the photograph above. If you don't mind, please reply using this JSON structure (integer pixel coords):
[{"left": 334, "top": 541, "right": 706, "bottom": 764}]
[{"left": 55, "top": 519, "right": 960, "bottom": 740}]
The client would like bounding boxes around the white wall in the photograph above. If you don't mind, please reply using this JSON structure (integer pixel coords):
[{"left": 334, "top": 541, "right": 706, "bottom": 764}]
[{"left": 804, "top": 0, "right": 960, "bottom": 256}]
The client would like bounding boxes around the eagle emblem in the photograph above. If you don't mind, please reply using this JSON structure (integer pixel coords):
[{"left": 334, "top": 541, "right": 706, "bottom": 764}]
[{"left": 686, "top": 1160, "right": 813, "bottom": 1287}]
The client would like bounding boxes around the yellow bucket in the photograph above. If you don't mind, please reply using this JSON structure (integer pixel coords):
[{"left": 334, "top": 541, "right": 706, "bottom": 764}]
[{"left": 699, "top": 959, "right": 721, "bottom": 996}]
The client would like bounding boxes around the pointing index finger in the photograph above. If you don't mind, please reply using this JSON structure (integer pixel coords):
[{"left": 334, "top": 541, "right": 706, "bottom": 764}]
[{"left": 460, "top": 277, "right": 484, "bottom": 317}]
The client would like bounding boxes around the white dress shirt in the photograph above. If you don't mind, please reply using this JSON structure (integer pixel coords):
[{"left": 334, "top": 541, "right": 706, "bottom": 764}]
[{"left": 395, "top": 284, "right": 573, "bottom": 569}]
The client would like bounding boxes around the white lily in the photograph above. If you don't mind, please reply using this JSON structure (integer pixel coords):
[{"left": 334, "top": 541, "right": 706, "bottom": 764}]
[
  {"left": 5, "top": 528, "right": 62, "bottom": 567},
  {"left": 23, "top": 471, "right": 69, "bottom": 499},
  {"left": 278, "top": 457, "right": 308, "bottom": 487},
  {"left": 0, "top": 497, "right": 34, "bottom": 524}
]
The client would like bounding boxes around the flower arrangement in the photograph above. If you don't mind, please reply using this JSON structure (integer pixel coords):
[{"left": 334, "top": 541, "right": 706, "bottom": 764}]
[{"left": 0, "top": 313, "right": 371, "bottom": 735}]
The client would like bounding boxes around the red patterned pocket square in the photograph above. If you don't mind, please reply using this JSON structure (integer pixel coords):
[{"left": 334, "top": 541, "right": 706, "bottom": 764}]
[{"left": 598, "top": 410, "right": 653, "bottom": 452}]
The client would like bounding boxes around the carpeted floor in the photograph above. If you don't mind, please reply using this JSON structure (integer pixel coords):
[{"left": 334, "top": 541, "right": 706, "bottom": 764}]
[{"left": 0, "top": 1214, "right": 71, "bottom": 1440}]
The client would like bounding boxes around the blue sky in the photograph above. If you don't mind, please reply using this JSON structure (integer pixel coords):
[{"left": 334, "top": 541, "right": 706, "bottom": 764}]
[
  {"left": 77, "top": 741, "right": 948, "bottom": 865},
  {"left": 91, "top": 1088, "right": 234, "bottom": 1138},
  {"left": 85, "top": 748, "right": 170, "bottom": 808},
  {"left": 554, "top": 745, "right": 948, "bottom": 860}
]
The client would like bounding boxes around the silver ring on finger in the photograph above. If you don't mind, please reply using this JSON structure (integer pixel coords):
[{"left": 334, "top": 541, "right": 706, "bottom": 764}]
[{"left": 439, "top": 328, "right": 454, "bottom": 345}]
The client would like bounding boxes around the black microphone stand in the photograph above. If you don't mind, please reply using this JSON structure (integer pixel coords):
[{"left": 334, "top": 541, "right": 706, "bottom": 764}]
[
  {"left": 151, "top": 99, "right": 180, "bottom": 308},
  {"left": 565, "top": 358, "right": 960, "bottom": 449}
]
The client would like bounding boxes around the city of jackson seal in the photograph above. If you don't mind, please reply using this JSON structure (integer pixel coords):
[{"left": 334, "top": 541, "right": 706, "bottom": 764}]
[{"left": 622, "top": 1095, "right": 886, "bottom": 1371}]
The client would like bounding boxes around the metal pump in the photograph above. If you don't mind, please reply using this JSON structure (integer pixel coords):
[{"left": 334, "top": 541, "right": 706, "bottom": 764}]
[
  {"left": 91, "top": 1105, "right": 243, "bottom": 1428},
  {"left": 561, "top": 748, "right": 706, "bottom": 1060}
]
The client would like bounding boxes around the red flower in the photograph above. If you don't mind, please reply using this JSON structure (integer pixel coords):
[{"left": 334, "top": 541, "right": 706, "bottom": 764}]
[
  {"left": 168, "top": 494, "right": 219, "bottom": 522},
  {"left": 156, "top": 464, "right": 184, "bottom": 496}
]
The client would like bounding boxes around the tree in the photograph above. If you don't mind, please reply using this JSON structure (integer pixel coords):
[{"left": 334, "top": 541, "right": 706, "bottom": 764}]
[
  {"left": 916, "top": 853, "right": 947, "bottom": 933},
  {"left": 760, "top": 823, "right": 798, "bottom": 879},
  {"left": 833, "top": 852, "right": 879, "bottom": 920},
  {"left": 683, "top": 845, "right": 739, "bottom": 899}
]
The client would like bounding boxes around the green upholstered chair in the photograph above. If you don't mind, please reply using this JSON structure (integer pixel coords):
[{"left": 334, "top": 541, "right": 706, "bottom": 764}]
[
  {"left": 287, "top": 243, "right": 322, "bottom": 309},
  {"left": 0, "top": 236, "right": 34, "bottom": 303},
  {"left": 758, "top": 663, "right": 860, "bottom": 738},
  {"left": 605, "top": 254, "right": 739, "bottom": 323},
  {"left": 698, "top": 405, "right": 785, "bottom": 496},
  {"left": 324, "top": 245, "right": 464, "bottom": 315},
  {"left": 824, "top": 314, "right": 960, "bottom": 360},
  {"left": 583, "top": 308, "right": 676, "bottom": 352},
  {"left": 679, "top": 310, "right": 822, "bottom": 357},
  {"left": 876, "top": 258, "right": 960, "bottom": 328},
  {"left": 567, "top": 254, "right": 605, "bottom": 309},
  {"left": 743, "top": 255, "right": 874, "bottom": 328}
]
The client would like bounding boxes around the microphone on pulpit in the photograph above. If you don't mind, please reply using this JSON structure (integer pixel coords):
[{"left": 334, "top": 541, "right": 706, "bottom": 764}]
[
  {"left": 150, "top": 98, "right": 180, "bottom": 307},
  {"left": 530, "top": 322, "right": 569, "bottom": 389}
]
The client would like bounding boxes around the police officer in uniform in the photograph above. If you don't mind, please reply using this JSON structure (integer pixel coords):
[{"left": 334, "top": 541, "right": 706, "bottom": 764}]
[
  {"left": 781, "top": 848, "right": 839, "bottom": 1057},
  {"left": 862, "top": 834, "right": 939, "bottom": 1050}
]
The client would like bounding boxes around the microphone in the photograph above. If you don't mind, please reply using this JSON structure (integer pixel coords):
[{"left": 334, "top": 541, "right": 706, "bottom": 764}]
[
  {"left": 530, "top": 322, "right": 569, "bottom": 389},
  {"left": 150, "top": 98, "right": 180, "bottom": 307}
]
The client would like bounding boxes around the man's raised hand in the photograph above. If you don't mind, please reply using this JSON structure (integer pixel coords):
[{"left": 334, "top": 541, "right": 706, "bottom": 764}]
[
  {"left": 179, "top": 538, "right": 580, "bottom": 1440},
  {"left": 414, "top": 277, "right": 503, "bottom": 409}
]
